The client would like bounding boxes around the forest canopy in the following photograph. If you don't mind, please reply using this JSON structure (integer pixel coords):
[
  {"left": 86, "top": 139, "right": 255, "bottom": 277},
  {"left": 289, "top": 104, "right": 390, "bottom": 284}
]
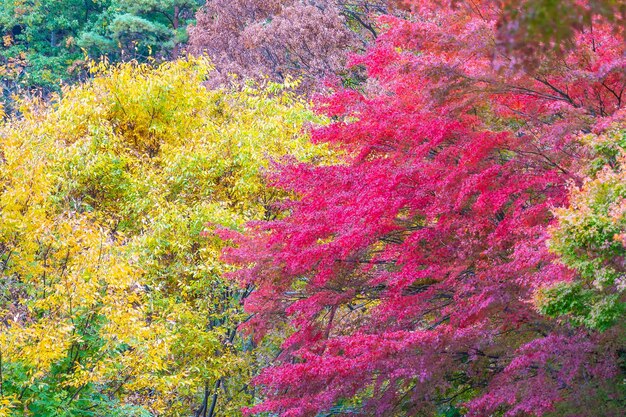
[{"left": 0, "top": 1, "right": 625, "bottom": 416}]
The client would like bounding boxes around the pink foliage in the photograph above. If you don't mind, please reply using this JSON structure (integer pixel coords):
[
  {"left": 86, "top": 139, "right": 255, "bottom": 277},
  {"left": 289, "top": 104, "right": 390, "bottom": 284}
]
[
  {"left": 222, "top": 1, "right": 625, "bottom": 416},
  {"left": 188, "top": 1, "right": 394, "bottom": 92}
]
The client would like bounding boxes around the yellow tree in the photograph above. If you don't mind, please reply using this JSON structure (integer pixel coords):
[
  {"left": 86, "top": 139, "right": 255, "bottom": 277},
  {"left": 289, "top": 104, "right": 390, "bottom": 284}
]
[{"left": 0, "top": 57, "right": 327, "bottom": 416}]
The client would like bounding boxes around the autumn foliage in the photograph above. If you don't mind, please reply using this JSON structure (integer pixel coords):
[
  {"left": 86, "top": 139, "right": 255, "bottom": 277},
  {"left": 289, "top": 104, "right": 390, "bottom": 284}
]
[
  {"left": 187, "top": 1, "right": 395, "bottom": 92},
  {"left": 221, "top": 1, "right": 626, "bottom": 416},
  {"left": 0, "top": 58, "right": 326, "bottom": 416},
  {"left": 1, "top": 1, "right": 625, "bottom": 417}
]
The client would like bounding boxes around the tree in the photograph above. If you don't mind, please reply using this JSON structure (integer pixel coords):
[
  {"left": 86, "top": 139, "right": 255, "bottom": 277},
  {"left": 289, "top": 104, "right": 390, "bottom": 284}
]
[
  {"left": 0, "top": 0, "right": 106, "bottom": 98},
  {"left": 221, "top": 1, "right": 625, "bottom": 415},
  {"left": 495, "top": 0, "right": 626, "bottom": 65},
  {"left": 0, "top": 57, "right": 325, "bottom": 416},
  {"left": 539, "top": 127, "right": 626, "bottom": 331},
  {"left": 78, "top": 0, "right": 204, "bottom": 61},
  {"left": 187, "top": 1, "right": 396, "bottom": 93},
  {"left": 0, "top": 0, "right": 203, "bottom": 102}
]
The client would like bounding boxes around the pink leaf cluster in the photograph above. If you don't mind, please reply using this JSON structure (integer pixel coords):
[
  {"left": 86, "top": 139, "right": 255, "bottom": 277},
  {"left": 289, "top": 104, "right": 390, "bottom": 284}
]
[
  {"left": 222, "top": 1, "right": 625, "bottom": 416},
  {"left": 188, "top": 1, "right": 393, "bottom": 92}
]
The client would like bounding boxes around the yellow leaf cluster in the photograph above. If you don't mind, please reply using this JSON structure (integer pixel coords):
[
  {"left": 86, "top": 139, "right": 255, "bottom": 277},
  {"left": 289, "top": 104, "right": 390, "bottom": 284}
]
[{"left": 0, "top": 57, "right": 328, "bottom": 416}]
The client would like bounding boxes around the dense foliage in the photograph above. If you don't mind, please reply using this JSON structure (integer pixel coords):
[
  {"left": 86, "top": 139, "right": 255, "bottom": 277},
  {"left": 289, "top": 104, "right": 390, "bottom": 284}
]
[
  {"left": 541, "top": 128, "right": 626, "bottom": 331},
  {"left": 0, "top": 1, "right": 625, "bottom": 417},
  {"left": 222, "top": 1, "right": 626, "bottom": 416},
  {"left": 187, "top": 1, "right": 395, "bottom": 93},
  {"left": 0, "top": 0, "right": 202, "bottom": 98},
  {"left": 0, "top": 57, "right": 324, "bottom": 416}
]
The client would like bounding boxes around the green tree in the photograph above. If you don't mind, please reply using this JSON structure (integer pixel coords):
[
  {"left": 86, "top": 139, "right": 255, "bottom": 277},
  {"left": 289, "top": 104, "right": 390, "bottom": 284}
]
[
  {"left": 78, "top": 0, "right": 202, "bottom": 61},
  {"left": 0, "top": 0, "right": 106, "bottom": 97},
  {"left": 0, "top": 0, "right": 203, "bottom": 103},
  {"left": 540, "top": 128, "right": 626, "bottom": 331}
]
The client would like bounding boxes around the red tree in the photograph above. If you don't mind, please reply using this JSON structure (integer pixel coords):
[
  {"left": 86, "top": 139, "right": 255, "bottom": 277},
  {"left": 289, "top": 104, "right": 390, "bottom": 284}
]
[{"left": 222, "top": 1, "right": 626, "bottom": 416}]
